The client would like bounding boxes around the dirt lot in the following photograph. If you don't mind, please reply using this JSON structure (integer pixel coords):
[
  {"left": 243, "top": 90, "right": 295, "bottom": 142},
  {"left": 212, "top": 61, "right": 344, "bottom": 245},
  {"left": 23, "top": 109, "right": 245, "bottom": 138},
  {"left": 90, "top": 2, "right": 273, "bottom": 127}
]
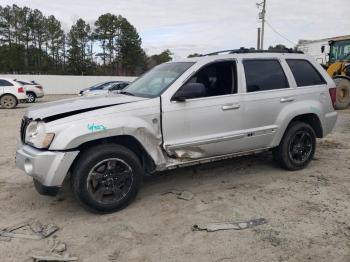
[{"left": 0, "top": 95, "right": 350, "bottom": 262}]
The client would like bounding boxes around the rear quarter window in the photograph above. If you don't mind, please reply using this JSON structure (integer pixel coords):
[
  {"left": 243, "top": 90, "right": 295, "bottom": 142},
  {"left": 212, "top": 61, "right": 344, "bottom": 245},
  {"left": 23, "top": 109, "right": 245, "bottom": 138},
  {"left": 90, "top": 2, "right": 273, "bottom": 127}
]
[
  {"left": 0, "top": 79, "right": 14, "bottom": 86},
  {"left": 286, "top": 59, "right": 326, "bottom": 87}
]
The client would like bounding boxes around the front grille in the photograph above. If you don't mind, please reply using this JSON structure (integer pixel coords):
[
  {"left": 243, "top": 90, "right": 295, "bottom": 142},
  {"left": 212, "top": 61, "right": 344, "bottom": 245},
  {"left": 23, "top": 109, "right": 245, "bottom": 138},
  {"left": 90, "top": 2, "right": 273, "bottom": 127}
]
[{"left": 20, "top": 117, "right": 30, "bottom": 143}]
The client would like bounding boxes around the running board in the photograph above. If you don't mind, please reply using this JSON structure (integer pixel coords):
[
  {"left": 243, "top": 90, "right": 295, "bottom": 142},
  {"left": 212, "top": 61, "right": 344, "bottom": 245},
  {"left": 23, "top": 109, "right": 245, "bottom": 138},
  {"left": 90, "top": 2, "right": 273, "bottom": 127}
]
[{"left": 163, "top": 147, "right": 270, "bottom": 170}]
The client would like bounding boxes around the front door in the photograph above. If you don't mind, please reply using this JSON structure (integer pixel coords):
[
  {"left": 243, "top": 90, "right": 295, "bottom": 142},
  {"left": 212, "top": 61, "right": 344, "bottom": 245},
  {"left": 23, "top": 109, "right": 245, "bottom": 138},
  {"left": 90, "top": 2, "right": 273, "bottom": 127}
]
[{"left": 161, "top": 60, "right": 245, "bottom": 159}]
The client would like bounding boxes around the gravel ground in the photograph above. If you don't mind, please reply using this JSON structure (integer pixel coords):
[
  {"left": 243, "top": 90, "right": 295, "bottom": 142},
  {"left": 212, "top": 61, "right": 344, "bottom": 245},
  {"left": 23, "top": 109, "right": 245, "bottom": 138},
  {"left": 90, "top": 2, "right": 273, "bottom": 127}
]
[{"left": 0, "top": 95, "right": 350, "bottom": 262}]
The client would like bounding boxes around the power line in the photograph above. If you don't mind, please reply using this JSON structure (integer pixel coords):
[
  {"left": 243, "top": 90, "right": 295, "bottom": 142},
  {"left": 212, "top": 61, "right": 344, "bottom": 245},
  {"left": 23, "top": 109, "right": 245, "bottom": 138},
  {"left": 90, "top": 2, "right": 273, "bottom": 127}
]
[{"left": 265, "top": 20, "right": 297, "bottom": 46}]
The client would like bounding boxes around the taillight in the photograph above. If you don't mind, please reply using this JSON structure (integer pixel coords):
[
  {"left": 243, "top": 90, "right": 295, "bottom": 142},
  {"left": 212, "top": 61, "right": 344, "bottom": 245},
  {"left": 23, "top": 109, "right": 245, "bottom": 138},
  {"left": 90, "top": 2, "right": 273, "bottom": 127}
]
[
  {"left": 18, "top": 87, "right": 24, "bottom": 93},
  {"left": 36, "top": 85, "right": 43, "bottom": 90},
  {"left": 329, "top": 87, "right": 336, "bottom": 109}
]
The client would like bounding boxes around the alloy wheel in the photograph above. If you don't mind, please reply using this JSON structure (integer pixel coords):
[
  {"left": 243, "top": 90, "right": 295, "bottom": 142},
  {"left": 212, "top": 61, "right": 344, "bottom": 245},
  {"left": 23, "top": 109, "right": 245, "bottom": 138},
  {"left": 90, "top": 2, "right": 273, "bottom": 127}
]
[
  {"left": 86, "top": 158, "right": 134, "bottom": 204},
  {"left": 1, "top": 95, "right": 17, "bottom": 109},
  {"left": 288, "top": 130, "right": 313, "bottom": 164}
]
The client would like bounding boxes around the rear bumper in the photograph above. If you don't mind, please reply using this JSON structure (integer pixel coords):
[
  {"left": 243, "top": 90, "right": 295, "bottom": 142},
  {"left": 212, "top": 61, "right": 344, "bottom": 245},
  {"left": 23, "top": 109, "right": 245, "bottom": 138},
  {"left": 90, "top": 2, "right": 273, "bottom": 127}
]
[
  {"left": 323, "top": 111, "right": 338, "bottom": 136},
  {"left": 17, "top": 93, "right": 28, "bottom": 100},
  {"left": 15, "top": 141, "right": 79, "bottom": 187},
  {"left": 35, "top": 91, "right": 44, "bottom": 98},
  {"left": 27, "top": 90, "right": 44, "bottom": 98}
]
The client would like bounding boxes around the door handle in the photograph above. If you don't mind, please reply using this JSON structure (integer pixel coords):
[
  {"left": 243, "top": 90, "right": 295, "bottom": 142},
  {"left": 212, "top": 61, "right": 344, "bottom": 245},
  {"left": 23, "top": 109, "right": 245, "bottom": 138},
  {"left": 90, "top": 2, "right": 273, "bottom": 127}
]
[
  {"left": 222, "top": 104, "right": 240, "bottom": 110},
  {"left": 280, "top": 97, "right": 295, "bottom": 103}
]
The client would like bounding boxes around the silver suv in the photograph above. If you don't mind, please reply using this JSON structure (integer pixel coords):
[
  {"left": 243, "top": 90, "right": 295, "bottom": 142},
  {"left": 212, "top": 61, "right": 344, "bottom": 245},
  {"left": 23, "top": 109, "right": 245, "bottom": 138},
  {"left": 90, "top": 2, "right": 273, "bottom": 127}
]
[{"left": 16, "top": 50, "right": 338, "bottom": 213}]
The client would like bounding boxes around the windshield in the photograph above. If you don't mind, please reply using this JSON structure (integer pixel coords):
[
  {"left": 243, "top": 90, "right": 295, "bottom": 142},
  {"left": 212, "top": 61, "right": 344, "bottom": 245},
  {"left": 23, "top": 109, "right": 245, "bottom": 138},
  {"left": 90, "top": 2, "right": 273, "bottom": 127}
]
[
  {"left": 123, "top": 62, "right": 194, "bottom": 98},
  {"left": 329, "top": 39, "right": 350, "bottom": 63},
  {"left": 89, "top": 82, "right": 112, "bottom": 90},
  {"left": 339, "top": 52, "right": 350, "bottom": 61}
]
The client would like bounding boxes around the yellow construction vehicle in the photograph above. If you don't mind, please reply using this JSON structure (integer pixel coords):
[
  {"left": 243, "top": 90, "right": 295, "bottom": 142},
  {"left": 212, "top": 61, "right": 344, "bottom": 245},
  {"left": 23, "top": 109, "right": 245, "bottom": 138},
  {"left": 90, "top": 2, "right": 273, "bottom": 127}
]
[{"left": 322, "top": 36, "right": 350, "bottom": 109}]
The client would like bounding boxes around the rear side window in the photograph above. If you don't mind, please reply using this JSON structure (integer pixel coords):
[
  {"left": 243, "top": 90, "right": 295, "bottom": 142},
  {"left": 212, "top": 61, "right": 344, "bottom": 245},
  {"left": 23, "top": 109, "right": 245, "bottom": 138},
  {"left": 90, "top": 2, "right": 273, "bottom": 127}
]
[
  {"left": 0, "top": 79, "right": 13, "bottom": 86},
  {"left": 286, "top": 59, "right": 326, "bottom": 87},
  {"left": 243, "top": 59, "right": 289, "bottom": 92}
]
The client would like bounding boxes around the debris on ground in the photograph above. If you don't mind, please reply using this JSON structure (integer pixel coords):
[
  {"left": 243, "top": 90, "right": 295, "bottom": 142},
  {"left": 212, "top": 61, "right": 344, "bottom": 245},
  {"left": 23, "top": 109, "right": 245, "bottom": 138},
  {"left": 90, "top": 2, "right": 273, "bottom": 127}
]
[
  {"left": 192, "top": 218, "right": 267, "bottom": 232},
  {"left": 30, "top": 253, "right": 78, "bottom": 262},
  {"left": 49, "top": 239, "right": 67, "bottom": 253},
  {"left": 0, "top": 219, "right": 59, "bottom": 241},
  {"left": 253, "top": 228, "right": 286, "bottom": 247},
  {"left": 30, "top": 238, "right": 77, "bottom": 261},
  {"left": 162, "top": 190, "right": 194, "bottom": 201}
]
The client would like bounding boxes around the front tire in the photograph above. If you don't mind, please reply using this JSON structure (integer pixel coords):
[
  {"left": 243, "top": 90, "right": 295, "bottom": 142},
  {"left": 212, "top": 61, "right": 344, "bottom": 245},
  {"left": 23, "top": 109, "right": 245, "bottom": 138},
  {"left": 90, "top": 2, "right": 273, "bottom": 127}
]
[
  {"left": 273, "top": 121, "right": 316, "bottom": 171},
  {"left": 71, "top": 144, "right": 143, "bottom": 213}
]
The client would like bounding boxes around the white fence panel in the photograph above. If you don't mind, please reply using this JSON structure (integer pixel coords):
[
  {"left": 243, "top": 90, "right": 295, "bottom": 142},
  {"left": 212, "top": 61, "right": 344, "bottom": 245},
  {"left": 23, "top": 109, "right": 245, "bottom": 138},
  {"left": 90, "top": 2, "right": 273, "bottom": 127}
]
[{"left": 0, "top": 74, "right": 137, "bottom": 94}]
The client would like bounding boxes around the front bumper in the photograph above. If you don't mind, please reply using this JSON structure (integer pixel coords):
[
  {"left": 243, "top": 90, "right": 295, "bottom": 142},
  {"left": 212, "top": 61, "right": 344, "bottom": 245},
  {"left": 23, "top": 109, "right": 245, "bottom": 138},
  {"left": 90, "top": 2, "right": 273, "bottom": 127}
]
[
  {"left": 15, "top": 141, "right": 79, "bottom": 187},
  {"left": 17, "top": 93, "right": 28, "bottom": 101}
]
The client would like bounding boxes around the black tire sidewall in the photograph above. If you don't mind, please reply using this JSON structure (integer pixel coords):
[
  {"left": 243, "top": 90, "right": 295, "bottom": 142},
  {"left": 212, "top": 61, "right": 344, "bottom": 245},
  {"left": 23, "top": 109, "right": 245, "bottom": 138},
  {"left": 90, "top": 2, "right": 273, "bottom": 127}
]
[
  {"left": 27, "top": 92, "right": 36, "bottom": 103},
  {"left": 276, "top": 122, "right": 316, "bottom": 170},
  {"left": 71, "top": 144, "right": 143, "bottom": 213},
  {"left": 334, "top": 78, "right": 350, "bottom": 110}
]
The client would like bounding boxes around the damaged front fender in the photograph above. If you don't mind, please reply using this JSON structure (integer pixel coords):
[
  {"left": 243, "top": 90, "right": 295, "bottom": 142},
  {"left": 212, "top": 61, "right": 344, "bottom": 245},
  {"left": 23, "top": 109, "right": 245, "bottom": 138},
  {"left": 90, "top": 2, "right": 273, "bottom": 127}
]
[{"left": 46, "top": 99, "right": 167, "bottom": 168}]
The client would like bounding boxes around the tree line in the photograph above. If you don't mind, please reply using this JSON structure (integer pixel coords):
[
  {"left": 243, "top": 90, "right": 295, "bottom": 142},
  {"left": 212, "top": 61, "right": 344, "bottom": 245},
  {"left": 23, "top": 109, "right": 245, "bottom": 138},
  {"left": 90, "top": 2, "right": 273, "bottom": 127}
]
[{"left": 0, "top": 5, "right": 172, "bottom": 76}]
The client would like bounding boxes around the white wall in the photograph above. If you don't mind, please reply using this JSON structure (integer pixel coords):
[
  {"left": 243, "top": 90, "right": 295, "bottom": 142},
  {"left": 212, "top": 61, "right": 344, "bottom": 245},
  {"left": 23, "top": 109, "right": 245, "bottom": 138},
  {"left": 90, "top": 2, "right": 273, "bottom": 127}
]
[
  {"left": 0, "top": 74, "right": 137, "bottom": 94},
  {"left": 296, "top": 40, "right": 329, "bottom": 64}
]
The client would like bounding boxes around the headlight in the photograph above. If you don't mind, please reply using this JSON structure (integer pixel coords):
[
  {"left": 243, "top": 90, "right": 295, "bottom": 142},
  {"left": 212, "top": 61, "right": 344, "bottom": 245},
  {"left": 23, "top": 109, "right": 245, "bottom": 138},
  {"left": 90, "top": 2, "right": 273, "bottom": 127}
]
[{"left": 25, "top": 121, "right": 55, "bottom": 149}]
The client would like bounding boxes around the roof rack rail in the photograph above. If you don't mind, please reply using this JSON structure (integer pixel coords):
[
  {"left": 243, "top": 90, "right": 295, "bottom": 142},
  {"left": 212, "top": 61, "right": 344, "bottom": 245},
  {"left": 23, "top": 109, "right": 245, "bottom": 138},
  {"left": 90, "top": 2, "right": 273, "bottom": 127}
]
[{"left": 204, "top": 47, "right": 303, "bottom": 56}]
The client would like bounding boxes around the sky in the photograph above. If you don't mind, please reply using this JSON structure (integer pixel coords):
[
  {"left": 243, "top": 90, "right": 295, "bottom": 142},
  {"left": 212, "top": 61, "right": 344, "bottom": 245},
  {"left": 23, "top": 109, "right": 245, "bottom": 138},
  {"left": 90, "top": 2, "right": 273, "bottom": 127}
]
[{"left": 2, "top": 0, "right": 350, "bottom": 59}]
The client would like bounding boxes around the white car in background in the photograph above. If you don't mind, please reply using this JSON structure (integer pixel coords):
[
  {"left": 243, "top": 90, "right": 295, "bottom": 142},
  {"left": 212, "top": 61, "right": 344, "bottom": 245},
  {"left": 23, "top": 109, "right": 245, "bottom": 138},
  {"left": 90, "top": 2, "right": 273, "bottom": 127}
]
[
  {"left": 79, "top": 81, "right": 130, "bottom": 97},
  {"left": 16, "top": 80, "right": 45, "bottom": 103},
  {"left": 0, "top": 78, "right": 28, "bottom": 109}
]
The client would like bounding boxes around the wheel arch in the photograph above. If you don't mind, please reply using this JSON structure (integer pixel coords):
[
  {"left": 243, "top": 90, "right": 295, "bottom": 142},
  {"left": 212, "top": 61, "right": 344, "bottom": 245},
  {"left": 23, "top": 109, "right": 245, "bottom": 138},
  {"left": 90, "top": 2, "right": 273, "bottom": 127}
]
[
  {"left": 71, "top": 135, "right": 157, "bottom": 175},
  {"left": 26, "top": 91, "right": 37, "bottom": 97},
  {"left": 272, "top": 111, "right": 323, "bottom": 148},
  {"left": 0, "top": 93, "right": 18, "bottom": 101},
  {"left": 333, "top": 75, "right": 350, "bottom": 82},
  {"left": 287, "top": 113, "right": 323, "bottom": 138}
]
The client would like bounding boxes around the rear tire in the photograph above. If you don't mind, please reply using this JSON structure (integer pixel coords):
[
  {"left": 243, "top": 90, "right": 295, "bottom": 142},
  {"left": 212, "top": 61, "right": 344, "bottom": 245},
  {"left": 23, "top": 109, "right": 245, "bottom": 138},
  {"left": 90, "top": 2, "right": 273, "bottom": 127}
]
[
  {"left": 0, "top": 94, "right": 18, "bottom": 109},
  {"left": 26, "top": 92, "right": 36, "bottom": 103},
  {"left": 273, "top": 121, "right": 316, "bottom": 171},
  {"left": 71, "top": 144, "right": 143, "bottom": 213},
  {"left": 334, "top": 78, "right": 350, "bottom": 110}
]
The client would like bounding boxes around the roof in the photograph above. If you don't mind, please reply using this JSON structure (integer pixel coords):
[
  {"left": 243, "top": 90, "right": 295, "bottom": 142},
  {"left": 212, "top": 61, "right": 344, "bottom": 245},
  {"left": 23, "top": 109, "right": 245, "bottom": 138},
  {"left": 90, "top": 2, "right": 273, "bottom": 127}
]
[
  {"left": 298, "top": 34, "right": 350, "bottom": 45},
  {"left": 174, "top": 51, "right": 307, "bottom": 63}
]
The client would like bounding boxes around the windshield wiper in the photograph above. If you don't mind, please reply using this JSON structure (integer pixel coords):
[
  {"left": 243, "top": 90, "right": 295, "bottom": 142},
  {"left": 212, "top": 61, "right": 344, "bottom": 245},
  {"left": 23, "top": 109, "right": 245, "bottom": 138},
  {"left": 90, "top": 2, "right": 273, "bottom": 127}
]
[{"left": 119, "top": 91, "right": 135, "bottom": 96}]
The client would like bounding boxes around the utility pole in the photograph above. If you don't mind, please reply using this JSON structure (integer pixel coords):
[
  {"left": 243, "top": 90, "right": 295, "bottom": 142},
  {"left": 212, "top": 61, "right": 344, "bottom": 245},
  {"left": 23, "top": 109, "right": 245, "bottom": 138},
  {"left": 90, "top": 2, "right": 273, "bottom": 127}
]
[
  {"left": 257, "top": 28, "right": 261, "bottom": 50},
  {"left": 261, "top": 0, "right": 266, "bottom": 50},
  {"left": 257, "top": 0, "right": 266, "bottom": 50}
]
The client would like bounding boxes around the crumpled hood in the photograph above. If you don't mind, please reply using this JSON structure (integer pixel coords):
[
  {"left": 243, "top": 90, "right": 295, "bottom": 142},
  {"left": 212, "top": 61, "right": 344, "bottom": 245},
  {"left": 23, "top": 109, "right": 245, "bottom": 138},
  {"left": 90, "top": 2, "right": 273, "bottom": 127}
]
[{"left": 26, "top": 94, "right": 147, "bottom": 120}]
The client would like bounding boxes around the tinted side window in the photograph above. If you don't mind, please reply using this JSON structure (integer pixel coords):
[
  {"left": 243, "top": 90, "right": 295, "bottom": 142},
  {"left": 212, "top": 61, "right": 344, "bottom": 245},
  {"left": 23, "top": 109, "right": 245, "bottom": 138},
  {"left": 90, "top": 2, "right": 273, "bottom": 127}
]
[
  {"left": 243, "top": 59, "right": 289, "bottom": 92},
  {"left": 185, "top": 61, "right": 237, "bottom": 98},
  {"left": 286, "top": 59, "right": 326, "bottom": 87},
  {"left": 0, "top": 80, "right": 13, "bottom": 86}
]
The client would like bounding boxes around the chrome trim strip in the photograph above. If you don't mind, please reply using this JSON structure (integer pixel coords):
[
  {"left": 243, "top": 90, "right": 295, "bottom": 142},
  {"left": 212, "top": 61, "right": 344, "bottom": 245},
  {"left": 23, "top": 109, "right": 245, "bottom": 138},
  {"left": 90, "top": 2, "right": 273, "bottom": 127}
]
[{"left": 165, "top": 133, "right": 246, "bottom": 150}]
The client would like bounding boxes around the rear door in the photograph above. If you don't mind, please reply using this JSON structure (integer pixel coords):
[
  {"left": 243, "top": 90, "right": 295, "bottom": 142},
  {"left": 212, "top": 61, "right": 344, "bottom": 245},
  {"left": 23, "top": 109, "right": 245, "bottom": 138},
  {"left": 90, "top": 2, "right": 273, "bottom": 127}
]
[
  {"left": 0, "top": 79, "right": 14, "bottom": 94},
  {"left": 0, "top": 80, "right": 5, "bottom": 95},
  {"left": 240, "top": 58, "right": 296, "bottom": 150}
]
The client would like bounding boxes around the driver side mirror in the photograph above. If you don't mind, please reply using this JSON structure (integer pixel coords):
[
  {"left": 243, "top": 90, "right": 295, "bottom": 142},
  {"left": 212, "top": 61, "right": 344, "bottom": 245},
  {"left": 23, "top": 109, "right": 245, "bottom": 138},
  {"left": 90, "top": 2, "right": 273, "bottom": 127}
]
[{"left": 172, "top": 83, "right": 206, "bottom": 101}]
